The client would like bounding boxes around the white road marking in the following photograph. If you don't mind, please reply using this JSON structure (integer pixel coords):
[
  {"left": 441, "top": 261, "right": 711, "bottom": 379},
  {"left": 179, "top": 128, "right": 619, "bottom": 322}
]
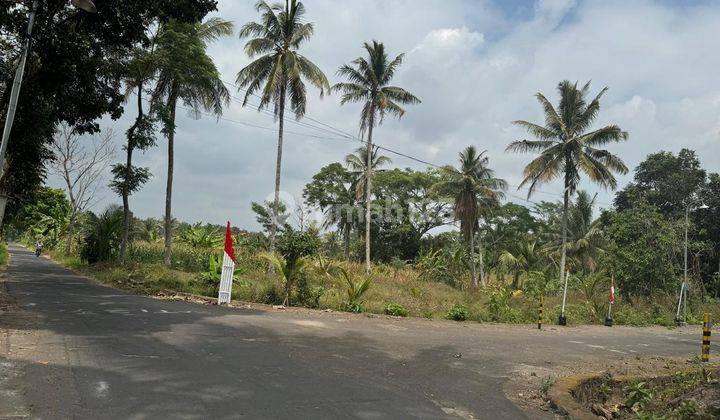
[{"left": 120, "top": 354, "right": 160, "bottom": 359}]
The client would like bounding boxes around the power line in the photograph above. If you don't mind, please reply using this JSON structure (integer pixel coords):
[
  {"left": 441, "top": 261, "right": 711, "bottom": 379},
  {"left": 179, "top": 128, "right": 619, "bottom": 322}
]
[
  {"left": 138, "top": 81, "right": 616, "bottom": 208},
  {"left": 130, "top": 91, "right": 356, "bottom": 143},
  {"left": 221, "top": 79, "right": 609, "bottom": 206}
]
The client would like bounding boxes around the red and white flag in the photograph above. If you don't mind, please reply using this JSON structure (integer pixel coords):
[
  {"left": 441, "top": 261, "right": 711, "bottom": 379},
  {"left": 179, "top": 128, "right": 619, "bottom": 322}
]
[
  {"left": 224, "top": 221, "right": 235, "bottom": 263},
  {"left": 218, "top": 221, "right": 236, "bottom": 305},
  {"left": 609, "top": 276, "right": 615, "bottom": 305}
]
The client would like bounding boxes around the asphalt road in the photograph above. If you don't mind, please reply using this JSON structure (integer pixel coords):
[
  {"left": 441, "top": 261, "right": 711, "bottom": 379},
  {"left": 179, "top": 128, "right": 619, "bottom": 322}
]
[{"left": 0, "top": 245, "right": 703, "bottom": 419}]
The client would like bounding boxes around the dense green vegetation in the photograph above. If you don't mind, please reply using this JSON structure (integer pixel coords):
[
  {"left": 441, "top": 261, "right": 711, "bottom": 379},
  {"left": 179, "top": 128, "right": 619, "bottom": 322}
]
[
  {"left": 2, "top": 0, "right": 719, "bottom": 326},
  {"left": 0, "top": 242, "right": 7, "bottom": 267}
]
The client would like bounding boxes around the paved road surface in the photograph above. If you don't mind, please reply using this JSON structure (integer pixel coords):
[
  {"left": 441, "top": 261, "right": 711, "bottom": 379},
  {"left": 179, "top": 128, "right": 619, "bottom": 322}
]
[{"left": 0, "top": 246, "right": 702, "bottom": 419}]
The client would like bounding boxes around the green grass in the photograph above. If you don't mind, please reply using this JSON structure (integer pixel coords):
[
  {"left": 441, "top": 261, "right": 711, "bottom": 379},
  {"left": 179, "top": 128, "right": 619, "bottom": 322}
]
[{"left": 41, "top": 241, "right": 720, "bottom": 325}]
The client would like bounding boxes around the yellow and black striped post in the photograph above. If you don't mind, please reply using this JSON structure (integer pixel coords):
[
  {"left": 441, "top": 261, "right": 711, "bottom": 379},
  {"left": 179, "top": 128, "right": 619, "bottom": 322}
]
[
  {"left": 538, "top": 296, "right": 544, "bottom": 330},
  {"left": 702, "top": 313, "right": 711, "bottom": 362}
]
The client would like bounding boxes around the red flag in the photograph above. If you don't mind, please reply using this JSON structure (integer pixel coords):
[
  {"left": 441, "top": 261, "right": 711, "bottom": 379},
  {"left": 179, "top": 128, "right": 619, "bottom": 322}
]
[
  {"left": 224, "top": 221, "right": 235, "bottom": 263},
  {"left": 609, "top": 276, "right": 615, "bottom": 305}
]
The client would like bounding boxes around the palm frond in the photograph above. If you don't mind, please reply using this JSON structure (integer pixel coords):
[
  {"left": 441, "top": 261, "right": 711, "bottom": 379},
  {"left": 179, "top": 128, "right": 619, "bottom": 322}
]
[
  {"left": 198, "top": 18, "right": 234, "bottom": 43},
  {"left": 512, "top": 120, "right": 557, "bottom": 141},
  {"left": 381, "top": 86, "right": 421, "bottom": 105},
  {"left": 535, "top": 93, "right": 565, "bottom": 134},
  {"left": 505, "top": 139, "right": 555, "bottom": 153}
]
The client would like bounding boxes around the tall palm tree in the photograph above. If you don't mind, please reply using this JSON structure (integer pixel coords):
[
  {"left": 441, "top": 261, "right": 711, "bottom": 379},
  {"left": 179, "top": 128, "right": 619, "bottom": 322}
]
[
  {"left": 506, "top": 80, "right": 628, "bottom": 295},
  {"left": 115, "top": 46, "right": 157, "bottom": 262},
  {"left": 344, "top": 145, "right": 392, "bottom": 201},
  {"left": 436, "top": 146, "right": 507, "bottom": 287},
  {"left": 236, "top": 0, "right": 329, "bottom": 254},
  {"left": 333, "top": 40, "right": 420, "bottom": 273},
  {"left": 153, "top": 18, "right": 233, "bottom": 266}
]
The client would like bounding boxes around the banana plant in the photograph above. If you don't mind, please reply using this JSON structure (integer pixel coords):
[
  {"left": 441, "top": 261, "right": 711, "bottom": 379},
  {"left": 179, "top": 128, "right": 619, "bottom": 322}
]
[{"left": 198, "top": 254, "right": 244, "bottom": 291}]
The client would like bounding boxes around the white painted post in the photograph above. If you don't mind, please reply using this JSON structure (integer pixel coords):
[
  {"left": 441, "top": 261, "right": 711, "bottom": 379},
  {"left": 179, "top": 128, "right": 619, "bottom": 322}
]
[
  {"left": 218, "top": 252, "right": 234, "bottom": 305},
  {"left": 560, "top": 269, "right": 570, "bottom": 317}
]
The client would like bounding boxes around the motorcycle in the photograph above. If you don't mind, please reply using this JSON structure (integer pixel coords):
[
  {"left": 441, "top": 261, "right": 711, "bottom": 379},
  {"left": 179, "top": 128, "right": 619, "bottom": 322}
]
[{"left": 35, "top": 247, "right": 42, "bottom": 257}]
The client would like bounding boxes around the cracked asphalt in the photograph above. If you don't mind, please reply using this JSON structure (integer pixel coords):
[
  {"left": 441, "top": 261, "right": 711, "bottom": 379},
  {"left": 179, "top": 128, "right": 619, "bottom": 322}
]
[{"left": 0, "top": 245, "right": 703, "bottom": 419}]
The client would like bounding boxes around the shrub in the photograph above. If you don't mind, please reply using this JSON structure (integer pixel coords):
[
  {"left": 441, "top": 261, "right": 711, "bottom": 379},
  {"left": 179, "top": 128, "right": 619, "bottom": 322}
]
[
  {"left": 485, "top": 284, "right": 519, "bottom": 322},
  {"left": 128, "top": 241, "right": 210, "bottom": 272},
  {"left": 176, "top": 223, "right": 223, "bottom": 248},
  {"left": 259, "top": 251, "right": 309, "bottom": 306},
  {"left": 295, "top": 273, "right": 325, "bottom": 309},
  {"left": 384, "top": 302, "right": 409, "bottom": 317},
  {"left": 0, "top": 242, "right": 7, "bottom": 266},
  {"left": 277, "top": 226, "right": 321, "bottom": 263},
  {"left": 80, "top": 205, "right": 123, "bottom": 263},
  {"left": 624, "top": 381, "right": 653, "bottom": 410},
  {"left": 196, "top": 254, "right": 244, "bottom": 294},
  {"left": 260, "top": 283, "right": 283, "bottom": 305},
  {"left": 446, "top": 304, "right": 468, "bottom": 321},
  {"left": 337, "top": 267, "right": 371, "bottom": 313},
  {"left": 416, "top": 247, "right": 467, "bottom": 287}
]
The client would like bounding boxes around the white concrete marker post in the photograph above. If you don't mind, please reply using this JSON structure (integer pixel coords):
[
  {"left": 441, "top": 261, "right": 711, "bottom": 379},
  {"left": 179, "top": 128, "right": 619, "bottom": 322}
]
[
  {"left": 218, "top": 222, "right": 236, "bottom": 305},
  {"left": 605, "top": 275, "right": 615, "bottom": 327},
  {"left": 559, "top": 270, "right": 570, "bottom": 325}
]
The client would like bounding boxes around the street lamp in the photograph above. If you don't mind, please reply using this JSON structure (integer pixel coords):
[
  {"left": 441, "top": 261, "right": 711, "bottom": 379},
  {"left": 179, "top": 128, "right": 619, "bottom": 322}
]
[
  {"left": 0, "top": 0, "right": 96, "bottom": 228},
  {"left": 675, "top": 201, "right": 709, "bottom": 326}
]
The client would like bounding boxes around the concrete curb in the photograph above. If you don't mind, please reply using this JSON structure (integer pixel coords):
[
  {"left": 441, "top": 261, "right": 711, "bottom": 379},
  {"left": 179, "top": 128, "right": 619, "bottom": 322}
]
[{"left": 547, "top": 373, "right": 601, "bottom": 420}]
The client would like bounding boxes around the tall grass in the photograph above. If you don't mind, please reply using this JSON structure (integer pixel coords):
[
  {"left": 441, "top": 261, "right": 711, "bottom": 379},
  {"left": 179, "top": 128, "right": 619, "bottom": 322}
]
[{"left": 43, "top": 239, "right": 720, "bottom": 326}]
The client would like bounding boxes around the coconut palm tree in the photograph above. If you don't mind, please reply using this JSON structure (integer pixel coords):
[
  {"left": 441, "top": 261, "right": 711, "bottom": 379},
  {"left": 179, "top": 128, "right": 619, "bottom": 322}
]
[
  {"left": 333, "top": 40, "right": 420, "bottom": 273},
  {"left": 344, "top": 145, "right": 392, "bottom": 201},
  {"left": 153, "top": 18, "right": 233, "bottom": 266},
  {"left": 506, "top": 80, "right": 628, "bottom": 292},
  {"left": 236, "top": 0, "right": 330, "bottom": 254},
  {"left": 499, "top": 240, "right": 545, "bottom": 290},
  {"left": 320, "top": 185, "right": 356, "bottom": 261},
  {"left": 560, "top": 190, "right": 605, "bottom": 273},
  {"left": 435, "top": 146, "right": 507, "bottom": 287}
]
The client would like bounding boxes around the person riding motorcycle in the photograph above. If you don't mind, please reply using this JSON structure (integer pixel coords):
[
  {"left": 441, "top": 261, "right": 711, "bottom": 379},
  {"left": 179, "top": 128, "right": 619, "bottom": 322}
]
[{"left": 35, "top": 240, "right": 43, "bottom": 257}]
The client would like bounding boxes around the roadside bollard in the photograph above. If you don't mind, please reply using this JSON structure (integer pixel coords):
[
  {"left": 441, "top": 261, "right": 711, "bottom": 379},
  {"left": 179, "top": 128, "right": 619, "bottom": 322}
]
[
  {"left": 538, "top": 296, "right": 543, "bottom": 330},
  {"left": 702, "top": 313, "right": 711, "bottom": 362}
]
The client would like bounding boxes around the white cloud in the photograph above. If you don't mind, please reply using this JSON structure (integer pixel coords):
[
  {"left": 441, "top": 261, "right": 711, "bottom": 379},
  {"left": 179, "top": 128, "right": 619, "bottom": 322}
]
[{"left": 47, "top": 0, "right": 720, "bottom": 229}]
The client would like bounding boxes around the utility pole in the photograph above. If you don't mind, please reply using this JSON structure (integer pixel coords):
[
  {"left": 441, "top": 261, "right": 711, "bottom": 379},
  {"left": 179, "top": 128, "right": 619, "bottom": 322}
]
[
  {"left": 0, "top": 0, "right": 38, "bottom": 229},
  {"left": 0, "top": 0, "right": 96, "bottom": 229}
]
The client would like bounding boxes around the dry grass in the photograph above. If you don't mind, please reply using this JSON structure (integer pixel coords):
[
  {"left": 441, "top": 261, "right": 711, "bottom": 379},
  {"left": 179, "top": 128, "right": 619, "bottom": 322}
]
[{"left": 43, "top": 242, "right": 719, "bottom": 325}]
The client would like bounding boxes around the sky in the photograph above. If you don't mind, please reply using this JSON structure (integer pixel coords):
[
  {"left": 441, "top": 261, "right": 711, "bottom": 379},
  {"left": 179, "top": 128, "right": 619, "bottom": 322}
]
[{"left": 47, "top": 0, "right": 720, "bottom": 231}]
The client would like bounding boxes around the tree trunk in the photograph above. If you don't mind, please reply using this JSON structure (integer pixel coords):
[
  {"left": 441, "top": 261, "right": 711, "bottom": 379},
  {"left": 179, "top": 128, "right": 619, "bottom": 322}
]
[
  {"left": 269, "top": 87, "right": 286, "bottom": 259},
  {"left": 470, "top": 229, "right": 478, "bottom": 287},
  {"left": 478, "top": 232, "right": 486, "bottom": 287},
  {"left": 119, "top": 83, "right": 143, "bottom": 262},
  {"left": 63, "top": 169, "right": 77, "bottom": 255},
  {"left": 364, "top": 104, "right": 376, "bottom": 274},
  {"left": 559, "top": 174, "right": 570, "bottom": 294},
  {"left": 512, "top": 271, "right": 520, "bottom": 290},
  {"left": 343, "top": 224, "right": 350, "bottom": 261},
  {"left": 163, "top": 94, "right": 177, "bottom": 267},
  {"left": 64, "top": 213, "right": 76, "bottom": 255}
]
